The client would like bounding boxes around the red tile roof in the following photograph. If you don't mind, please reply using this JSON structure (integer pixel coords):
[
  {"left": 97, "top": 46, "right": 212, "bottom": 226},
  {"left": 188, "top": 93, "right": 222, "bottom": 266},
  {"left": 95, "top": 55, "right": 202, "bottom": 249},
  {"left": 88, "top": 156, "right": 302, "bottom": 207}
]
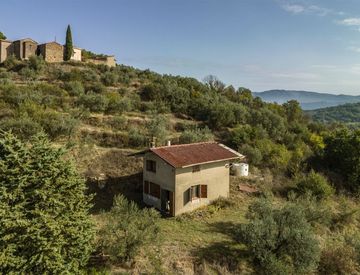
[{"left": 150, "top": 142, "right": 243, "bottom": 168}]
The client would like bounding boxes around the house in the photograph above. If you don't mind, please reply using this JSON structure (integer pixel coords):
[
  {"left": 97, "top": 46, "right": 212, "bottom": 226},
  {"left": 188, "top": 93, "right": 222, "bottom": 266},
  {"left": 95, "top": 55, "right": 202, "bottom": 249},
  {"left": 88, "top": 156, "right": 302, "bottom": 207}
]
[
  {"left": 85, "top": 55, "right": 116, "bottom": 67},
  {"left": 71, "top": 46, "right": 82, "bottom": 62},
  {"left": 37, "top": 42, "right": 64, "bottom": 62},
  {"left": 142, "top": 142, "right": 244, "bottom": 216},
  {"left": 0, "top": 39, "right": 13, "bottom": 63},
  {"left": 12, "top": 38, "right": 38, "bottom": 60}
]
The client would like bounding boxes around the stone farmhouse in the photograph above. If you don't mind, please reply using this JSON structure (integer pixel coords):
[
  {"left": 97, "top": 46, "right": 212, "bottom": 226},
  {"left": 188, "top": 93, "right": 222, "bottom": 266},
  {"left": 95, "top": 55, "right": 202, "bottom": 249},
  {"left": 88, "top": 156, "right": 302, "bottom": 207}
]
[
  {"left": 0, "top": 37, "right": 115, "bottom": 67},
  {"left": 141, "top": 142, "right": 244, "bottom": 216}
]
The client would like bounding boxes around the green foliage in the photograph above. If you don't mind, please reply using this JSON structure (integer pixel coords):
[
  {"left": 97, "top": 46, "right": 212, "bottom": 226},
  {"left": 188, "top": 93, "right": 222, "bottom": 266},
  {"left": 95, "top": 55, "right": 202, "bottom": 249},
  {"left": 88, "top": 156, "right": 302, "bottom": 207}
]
[
  {"left": 28, "top": 55, "right": 45, "bottom": 72},
  {"left": 323, "top": 128, "right": 360, "bottom": 193},
  {"left": 0, "top": 132, "right": 95, "bottom": 273},
  {"left": 239, "top": 198, "right": 321, "bottom": 274},
  {"left": 310, "top": 102, "right": 360, "bottom": 123},
  {"left": 179, "top": 126, "right": 213, "bottom": 144},
  {"left": 99, "top": 195, "right": 160, "bottom": 263},
  {"left": 296, "top": 170, "right": 334, "bottom": 200},
  {"left": 64, "top": 80, "right": 85, "bottom": 96},
  {"left": 64, "top": 25, "right": 74, "bottom": 61},
  {"left": 0, "top": 31, "right": 6, "bottom": 40},
  {"left": 109, "top": 115, "right": 128, "bottom": 131},
  {"left": 77, "top": 92, "right": 109, "bottom": 113},
  {"left": 146, "top": 114, "right": 169, "bottom": 144},
  {"left": 101, "top": 71, "right": 118, "bottom": 86}
]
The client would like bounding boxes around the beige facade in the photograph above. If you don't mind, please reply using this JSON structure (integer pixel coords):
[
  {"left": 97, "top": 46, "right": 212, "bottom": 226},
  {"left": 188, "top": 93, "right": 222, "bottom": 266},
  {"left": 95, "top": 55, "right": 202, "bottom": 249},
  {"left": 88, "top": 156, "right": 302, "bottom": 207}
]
[
  {"left": 71, "top": 47, "right": 82, "bottom": 61},
  {"left": 143, "top": 152, "right": 231, "bottom": 216},
  {"left": 38, "top": 42, "right": 64, "bottom": 63},
  {"left": 0, "top": 40, "right": 13, "bottom": 63},
  {"left": 86, "top": 55, "right": 116, "bottom": 67}
]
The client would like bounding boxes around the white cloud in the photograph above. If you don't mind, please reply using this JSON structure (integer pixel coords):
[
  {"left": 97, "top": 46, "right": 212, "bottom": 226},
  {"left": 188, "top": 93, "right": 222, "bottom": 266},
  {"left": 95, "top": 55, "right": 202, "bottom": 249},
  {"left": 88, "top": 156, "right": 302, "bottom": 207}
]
[
  {"left": 282, "top": 4, "right": 305, "bottom": 14},
  {"left": 337, "top": 18, "right": 360, "bottom": 26},
  {"left": 271, "top": 72, "right": 320, "bottom": 80}
]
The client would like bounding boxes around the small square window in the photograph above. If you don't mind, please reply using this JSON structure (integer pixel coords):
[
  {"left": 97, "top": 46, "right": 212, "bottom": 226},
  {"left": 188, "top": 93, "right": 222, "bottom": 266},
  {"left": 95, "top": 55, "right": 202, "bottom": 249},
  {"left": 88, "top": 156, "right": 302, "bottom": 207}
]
[
  {"left": 192, "top": 165, "right": 200, "bottom": 173},
  {"left": 146, "top": 160, "right": 156, "bottom": 173}
]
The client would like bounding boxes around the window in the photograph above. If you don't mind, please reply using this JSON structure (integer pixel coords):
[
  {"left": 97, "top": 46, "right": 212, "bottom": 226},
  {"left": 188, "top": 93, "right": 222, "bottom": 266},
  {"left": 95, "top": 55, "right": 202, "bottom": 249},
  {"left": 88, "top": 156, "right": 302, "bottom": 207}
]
[
  {"left": 144, "top": 181, "right": 149, "bottom": 194},
  {"left": 190, "top": 185, "right": 200, "bottom": 200},
  {"left": 192, "top": 165, "right": 200, "bottom": 173},
  {"left": 149, "top": 182, "right": 160, "bottom": 198},
  {"left": 146, "top": 160, "right": 156, "bottom": 173}
]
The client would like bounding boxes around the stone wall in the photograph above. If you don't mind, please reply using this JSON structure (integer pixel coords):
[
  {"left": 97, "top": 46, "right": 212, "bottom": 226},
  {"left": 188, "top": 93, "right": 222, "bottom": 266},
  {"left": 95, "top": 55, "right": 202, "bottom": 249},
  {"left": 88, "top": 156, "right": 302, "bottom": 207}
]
[
  {"left": 85, "top": 56, "right": 116, "bottom": 67},
  {"left": 38, "top": 42, "right": 64, "bottom": 63}
]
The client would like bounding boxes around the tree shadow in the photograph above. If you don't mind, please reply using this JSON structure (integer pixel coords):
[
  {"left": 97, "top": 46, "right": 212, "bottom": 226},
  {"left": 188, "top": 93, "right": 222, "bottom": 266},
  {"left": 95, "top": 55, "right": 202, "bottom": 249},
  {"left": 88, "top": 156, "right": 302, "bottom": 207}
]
[
  {"left": 87, "top": 172, "right": 145, "bottom": 214},
  {"left": 192, "top": 221, "right": 251, "bottom": 273}
]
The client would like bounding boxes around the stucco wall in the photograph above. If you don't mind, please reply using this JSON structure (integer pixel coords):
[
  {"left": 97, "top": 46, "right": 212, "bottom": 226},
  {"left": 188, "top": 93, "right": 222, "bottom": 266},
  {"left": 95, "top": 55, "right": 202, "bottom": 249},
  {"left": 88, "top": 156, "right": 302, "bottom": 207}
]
[
  {"left": 23, "top": 41, "right": 37, "bottom": 59},
  {"left": 174, "top": 161, "right": 230, "bottom": 216},
  {"left": 0, "top": 40, "right": 13, "bottom": 63},
  {"left": 71, "top": 48, "right": 82, "bottom": 61},
  {"left": 143, "top": 152, "right": 175, "bottom": 210}
]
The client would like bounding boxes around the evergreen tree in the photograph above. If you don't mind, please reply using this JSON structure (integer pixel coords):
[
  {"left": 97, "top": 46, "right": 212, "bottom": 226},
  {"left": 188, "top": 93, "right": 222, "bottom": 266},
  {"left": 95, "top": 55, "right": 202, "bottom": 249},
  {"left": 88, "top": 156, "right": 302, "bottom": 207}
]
[
  {"left": 64, "top": 25, "right": 74, "bottom": 61},
  {"left": 0, "top": 132, "right": 95, "bottom": 274}
]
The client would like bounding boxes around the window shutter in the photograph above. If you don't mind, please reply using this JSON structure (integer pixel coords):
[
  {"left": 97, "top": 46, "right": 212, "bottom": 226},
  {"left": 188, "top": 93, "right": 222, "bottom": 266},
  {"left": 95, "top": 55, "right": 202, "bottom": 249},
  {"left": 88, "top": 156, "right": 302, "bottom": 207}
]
[
  {"left": 144, "top": 181, "right": 149, "bottom": 194},
  {"left": 200, "top": 185, "right": 207, "bottom": 198},
  {"left": 183, "top": 188, "right": 190, "bottom": 205}
]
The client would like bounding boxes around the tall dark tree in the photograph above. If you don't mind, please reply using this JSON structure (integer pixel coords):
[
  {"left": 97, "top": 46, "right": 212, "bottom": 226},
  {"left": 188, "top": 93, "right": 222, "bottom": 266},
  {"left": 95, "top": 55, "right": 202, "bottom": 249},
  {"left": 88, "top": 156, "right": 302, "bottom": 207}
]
[
  {"left": 64, "top": 25, "right": 73, "bottom": 61},
  {"left": 0, "top": 132, "right": 95, "bottom": 273}
]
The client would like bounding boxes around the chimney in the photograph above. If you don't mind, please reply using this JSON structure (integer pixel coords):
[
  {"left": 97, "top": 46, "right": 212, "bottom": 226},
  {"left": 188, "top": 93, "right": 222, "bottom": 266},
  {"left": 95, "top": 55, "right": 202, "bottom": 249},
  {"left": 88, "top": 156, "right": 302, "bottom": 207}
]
[
  {"left": 167, "top": 140, "right": 171, "bottom": 147},
  {"left": 150, "top": 137, "right": 156, "bottom": 148}
]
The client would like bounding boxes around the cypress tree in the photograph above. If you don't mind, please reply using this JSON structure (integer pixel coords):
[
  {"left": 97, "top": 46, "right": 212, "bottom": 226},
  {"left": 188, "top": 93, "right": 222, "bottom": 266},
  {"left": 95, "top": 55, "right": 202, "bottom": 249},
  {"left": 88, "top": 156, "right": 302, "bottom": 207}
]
[
  {"left": 0, "top": 132, "right": 95, "bottom": 273},
  {"left": 64, "top": 24, "right": 74, "bottom": 61}
]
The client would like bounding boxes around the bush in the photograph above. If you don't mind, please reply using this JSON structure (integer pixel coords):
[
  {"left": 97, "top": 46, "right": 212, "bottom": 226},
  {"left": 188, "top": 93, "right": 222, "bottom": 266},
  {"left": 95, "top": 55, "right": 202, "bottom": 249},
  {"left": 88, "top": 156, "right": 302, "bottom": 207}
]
[
  {"left": 128, "top": 127, "right": 147, "bottom": 147},
  {"left": 0, "top": 117, "right": 42, "bottom": 140},
  {"left": 0, "top": 133, "right": 95, "bottom": 273},
  {"left": 63, "top": 81, "right": 85, "bottom": 96},
  {"left": 179, "top": 126, "right": 214, "bottom": 144},
  {"left": 318, "top": 243, "right": 360, "bottom": 274},
  {"left": 239, "top": 198, "right": 321, "bottom": 274},
  {"left": 28, "top": 55, "right": 45, "bottom": 72},
  {"left": 99, "top": 195, "right": 160, "bottom": 263},
  {"left": 146, "top": 114, "right": 169, "bottom": 145},
  {"left": 109, "top": 115, "right": 127, "bottom": 131},
  {"left": 38, "top": 111, "right": 79, "bottom": 140},
  {"left": 296, "top": 170, "right": 334, "bottom": 200},
  {"left": 77, "top": 92, "right": 109, "bottom": 113},
  {"left": 101, "top": 71, "right": 118, "bottom": 86}
]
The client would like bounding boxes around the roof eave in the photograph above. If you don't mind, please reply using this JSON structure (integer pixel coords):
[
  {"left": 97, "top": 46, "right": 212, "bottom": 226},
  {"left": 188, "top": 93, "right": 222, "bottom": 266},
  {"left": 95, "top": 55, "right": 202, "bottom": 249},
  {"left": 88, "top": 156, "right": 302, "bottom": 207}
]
[{"left": 179, "top": 155, "right": 244, "bottom": 168}]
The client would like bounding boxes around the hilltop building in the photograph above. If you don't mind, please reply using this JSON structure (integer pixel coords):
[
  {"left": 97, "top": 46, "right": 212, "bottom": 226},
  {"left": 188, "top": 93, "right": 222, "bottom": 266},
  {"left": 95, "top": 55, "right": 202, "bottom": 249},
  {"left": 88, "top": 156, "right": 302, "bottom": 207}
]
[
  {"left": 141, "top": 142, "right": 244, "bottom": 216},
  {"left": 0, "top": 30, "right": 115, "bottom": 66}
]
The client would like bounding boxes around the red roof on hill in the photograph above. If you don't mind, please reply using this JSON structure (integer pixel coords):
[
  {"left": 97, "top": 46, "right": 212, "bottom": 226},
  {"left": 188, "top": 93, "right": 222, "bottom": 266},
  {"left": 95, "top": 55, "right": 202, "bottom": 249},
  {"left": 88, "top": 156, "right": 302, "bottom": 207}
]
[{"left": 150, "top": 142, "right": 243, "bottom": 168}]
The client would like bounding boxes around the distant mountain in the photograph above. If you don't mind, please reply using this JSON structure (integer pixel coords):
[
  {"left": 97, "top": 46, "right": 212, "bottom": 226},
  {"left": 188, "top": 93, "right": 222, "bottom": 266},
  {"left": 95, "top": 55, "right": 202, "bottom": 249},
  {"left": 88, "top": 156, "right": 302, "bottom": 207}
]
[
  {"left": 308, "top": 102, "right": 360, "bottom": 123},
  {"left": 253, "top": 90, "right": 360, "bottom": 110}
]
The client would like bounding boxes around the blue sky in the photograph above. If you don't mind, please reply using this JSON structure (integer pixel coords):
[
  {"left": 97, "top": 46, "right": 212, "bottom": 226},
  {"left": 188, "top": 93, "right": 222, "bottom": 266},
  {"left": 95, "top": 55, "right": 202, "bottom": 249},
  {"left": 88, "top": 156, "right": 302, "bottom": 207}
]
[{"left": 1, "top": 0, "right": 360, "bottom": 94}]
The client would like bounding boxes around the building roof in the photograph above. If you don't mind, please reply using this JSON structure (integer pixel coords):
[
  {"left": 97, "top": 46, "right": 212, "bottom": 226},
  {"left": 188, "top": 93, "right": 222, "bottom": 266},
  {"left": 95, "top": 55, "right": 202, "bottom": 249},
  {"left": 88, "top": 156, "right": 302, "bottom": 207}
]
[{"left": 149, "top": 142, "right": 244, "bottom": 168}]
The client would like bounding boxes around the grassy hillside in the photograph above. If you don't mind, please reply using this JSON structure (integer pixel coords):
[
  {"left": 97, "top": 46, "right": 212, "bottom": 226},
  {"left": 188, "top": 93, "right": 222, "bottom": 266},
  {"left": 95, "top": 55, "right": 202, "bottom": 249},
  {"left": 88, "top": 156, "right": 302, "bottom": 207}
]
[{"left": 1, "top": 57, "right": 360, "bottom": 274}]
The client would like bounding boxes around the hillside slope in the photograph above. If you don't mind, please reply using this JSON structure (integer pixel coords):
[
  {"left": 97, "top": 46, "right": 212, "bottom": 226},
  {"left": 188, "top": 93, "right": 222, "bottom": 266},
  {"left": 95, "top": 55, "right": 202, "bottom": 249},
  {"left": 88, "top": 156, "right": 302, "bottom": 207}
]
[
  {"left": 309, "top": 102, "right": 360, "bottom": 123},
  {"left": 253, "top": 89, "right": 360, "bottom": 110}
]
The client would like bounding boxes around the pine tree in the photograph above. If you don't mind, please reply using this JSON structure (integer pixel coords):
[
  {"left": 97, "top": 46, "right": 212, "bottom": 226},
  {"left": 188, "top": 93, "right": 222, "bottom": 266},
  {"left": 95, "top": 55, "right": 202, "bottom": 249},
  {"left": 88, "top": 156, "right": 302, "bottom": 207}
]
[
  {"left": 0, "top": 132, "right": 95, "bottom": 274},
  {"left": 64, "top": 25, "right": 74, "bottom": 61},
  {"left": 0, "top": 31, "right": 6, "bottom": 40}
]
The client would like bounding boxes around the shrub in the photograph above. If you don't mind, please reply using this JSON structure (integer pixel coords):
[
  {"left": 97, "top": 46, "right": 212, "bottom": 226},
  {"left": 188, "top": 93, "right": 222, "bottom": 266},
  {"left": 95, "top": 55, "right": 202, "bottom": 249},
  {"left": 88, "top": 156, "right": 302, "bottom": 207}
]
[
  {"left": 146, "top": 114, "right": 169, "bottom": 145},
  {"left": 28, "top": 55, "right": 45, "bottom": 72},
  {"left": 109, "top": 115, "right": 127, "bottom": 131},
  {"left": 38, "top": 111, "right": 79, "bottom": 140},
  {"left": 101, "top": 71, "right": 118, "bottom": 86},
  {"left": 0, "top": 117, "right": 42, "bottom": 140},
  {"left": 318, "top": 243, "right": 360, "bottom": 274},
  {"left": 77, "top": 92, "right": 109, "bottom": 113},
  {"left": 239, "top": 198, "right": 321, "bottom": 274},
  {"left": 0, "top": 133, "right": 95, "bottom": 273},
  {"left": 3, "top": 55, "right": 19, "bottom": 70},
  {"left": 179, "top": 126, "right": 214, "bottom": 144},
  {"left": 296, "top": 170, "right": 334, "bottom": 200},
  {"left": 128, "top": 127, "right": 147, "bottom": 147},
  {"left": 99, "top": 195, "right": 160, "bottom": 263},
  {"left": 63, "top": 81, "right": 85, "bottom": 96}
]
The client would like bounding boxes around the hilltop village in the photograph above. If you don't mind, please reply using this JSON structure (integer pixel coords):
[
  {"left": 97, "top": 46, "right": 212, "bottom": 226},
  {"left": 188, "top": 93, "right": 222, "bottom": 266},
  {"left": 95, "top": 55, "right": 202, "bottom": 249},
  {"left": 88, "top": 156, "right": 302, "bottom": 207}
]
[{"left": 0, "top": 27, "right": 115, "bottom": 67}]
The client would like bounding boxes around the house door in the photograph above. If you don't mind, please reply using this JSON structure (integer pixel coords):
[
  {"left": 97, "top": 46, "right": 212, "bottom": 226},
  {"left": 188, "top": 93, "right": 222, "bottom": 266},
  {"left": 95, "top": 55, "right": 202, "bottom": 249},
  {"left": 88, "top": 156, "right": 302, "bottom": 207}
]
[{"left": 161, "top": 189, "right": 174, "bottom": 216}]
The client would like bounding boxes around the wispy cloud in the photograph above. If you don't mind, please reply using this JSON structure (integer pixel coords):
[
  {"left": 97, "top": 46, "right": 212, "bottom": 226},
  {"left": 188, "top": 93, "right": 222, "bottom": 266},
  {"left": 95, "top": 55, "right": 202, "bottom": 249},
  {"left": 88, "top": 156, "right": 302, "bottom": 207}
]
[
  {"left": 280, "top": 1, "right": 344, "bottom": 17},
  {"left": 281, "top": 3, "right": 334, "bottom": 16},
  {"left": 271, "top": 72, "right": 320, "bottom": 80},
  {"left": 337, "top": 18, "right": 360, "bottom": 26},
  {"left": 282, "top": 4, "right": 305, "bottom": 14}
]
